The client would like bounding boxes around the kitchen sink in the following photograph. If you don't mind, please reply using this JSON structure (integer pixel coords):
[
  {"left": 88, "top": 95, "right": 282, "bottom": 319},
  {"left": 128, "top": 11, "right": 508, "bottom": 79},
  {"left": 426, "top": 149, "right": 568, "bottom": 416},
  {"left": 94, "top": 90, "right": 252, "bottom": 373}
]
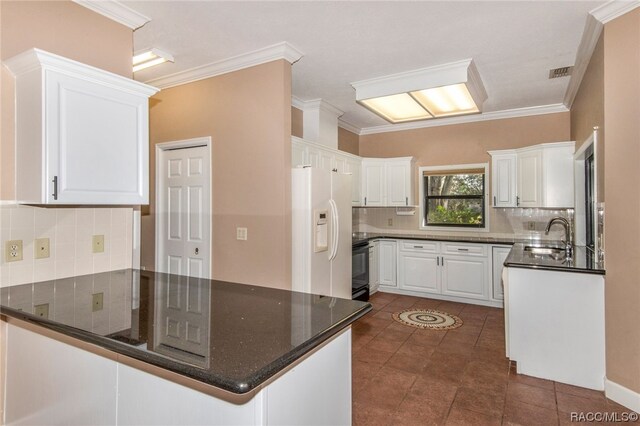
[{"left": 524, "top": 246, "right": 565, "bottom": 255}]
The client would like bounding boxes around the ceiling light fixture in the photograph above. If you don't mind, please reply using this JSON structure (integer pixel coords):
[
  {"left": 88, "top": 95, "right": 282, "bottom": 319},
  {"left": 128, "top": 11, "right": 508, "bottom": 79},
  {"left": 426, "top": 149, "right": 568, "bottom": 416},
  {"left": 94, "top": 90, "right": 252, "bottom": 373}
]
[
  {"left": 352, "top": 59, "right": 487, "bottom": 124},
  {"left": 132, "top": 48, "right": 174, "bottom": 73}
]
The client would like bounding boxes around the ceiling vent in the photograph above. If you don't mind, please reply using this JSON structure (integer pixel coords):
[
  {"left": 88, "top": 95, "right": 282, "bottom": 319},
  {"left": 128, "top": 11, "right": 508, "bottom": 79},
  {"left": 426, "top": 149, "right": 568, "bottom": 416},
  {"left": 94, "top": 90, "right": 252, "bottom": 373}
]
[{"left": 548, "top": 66, "right": 573, "bottom": 79}]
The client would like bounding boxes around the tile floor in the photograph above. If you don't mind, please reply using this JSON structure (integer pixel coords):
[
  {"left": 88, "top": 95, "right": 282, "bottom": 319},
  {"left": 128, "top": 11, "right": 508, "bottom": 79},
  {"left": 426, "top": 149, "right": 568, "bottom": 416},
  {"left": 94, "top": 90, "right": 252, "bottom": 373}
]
[{"left": 351, "top": 292, "right": 638, "bottom": 426}]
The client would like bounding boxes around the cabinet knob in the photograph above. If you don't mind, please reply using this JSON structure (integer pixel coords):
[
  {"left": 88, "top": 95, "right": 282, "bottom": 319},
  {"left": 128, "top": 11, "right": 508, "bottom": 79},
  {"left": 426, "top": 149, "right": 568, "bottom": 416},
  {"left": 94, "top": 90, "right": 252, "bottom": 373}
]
[
  {"left": 406, "top": 197, "right": 408, "bottom": 206},
  {"left": 493, "top": 196, "right": 496, "bottom": 206},
  {"left": 364, "top": 197, "right": 367, "bottom": 206},
  {"left": 195, "top": 248, "right": 199, "bottom": 255},
  {"left": 516, "top": 196, "right": 520, "bottom": 206}
]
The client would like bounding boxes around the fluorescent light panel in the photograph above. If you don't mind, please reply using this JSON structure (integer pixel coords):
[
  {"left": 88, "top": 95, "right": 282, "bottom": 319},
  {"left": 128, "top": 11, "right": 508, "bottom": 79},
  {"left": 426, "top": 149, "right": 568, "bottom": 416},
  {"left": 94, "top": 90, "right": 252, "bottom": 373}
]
[
  {"left": 361, "top": 93, "right": 432, "bottom": 123},
  {"left": 352, "top": 59, "right": 487, "bottom": 124},
  {"left": 133, "top": 48, "right": 174, "bottom": 73},
  {"left": 411, "top": 83, "right": 479, "bottom": 118}
]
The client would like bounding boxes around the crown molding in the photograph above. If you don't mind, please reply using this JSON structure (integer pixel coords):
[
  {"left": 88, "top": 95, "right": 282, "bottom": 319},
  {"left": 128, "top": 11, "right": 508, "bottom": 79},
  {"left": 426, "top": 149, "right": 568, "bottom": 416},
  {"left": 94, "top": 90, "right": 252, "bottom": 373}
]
[
  {"left": 291, "top": 96, "right": 305, "bottom": 110},
  {"left": 143, "top": 42, "right": 304, "bottom": 89},
  {"left": 300, "top": 98, "right": 343, "bottom": 118},
  {"left": 338, "top": 119, "right": 362, "bottom": 135},
  {"left": 72, "top": 0, "right": 150, "bottom": 30},
  {"left": 564, "top": 15, "right": 603, "bottom": 108},
  {"left": 4, "top": 48, "right": 159, "bottom": 97},
  {"left": 358, "top": 104, "right": 568, "bottom": 135},
  {"left": 590, "top": 0, "right": 640, "bottom": 24}
]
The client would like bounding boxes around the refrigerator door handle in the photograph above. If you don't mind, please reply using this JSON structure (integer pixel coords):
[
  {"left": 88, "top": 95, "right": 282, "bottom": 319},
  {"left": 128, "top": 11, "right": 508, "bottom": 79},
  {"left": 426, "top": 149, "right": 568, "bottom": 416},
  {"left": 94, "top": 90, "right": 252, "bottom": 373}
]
[{"left": 329, "top": 199, "right": 339, "bottom": 260}]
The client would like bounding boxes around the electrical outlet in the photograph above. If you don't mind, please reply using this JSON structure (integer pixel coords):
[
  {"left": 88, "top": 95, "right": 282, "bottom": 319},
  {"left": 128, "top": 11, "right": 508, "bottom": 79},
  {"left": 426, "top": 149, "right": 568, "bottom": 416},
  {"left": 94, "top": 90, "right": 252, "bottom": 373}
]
[
  {"left": 527, "top": 221, "right": 536, "bottom": 231},
  {"left": 35, "top": 238, "right": 50, "bottom": 259},
  {"left": 92, "top": 292, "right": 104, "bottom": 312},
  {"left": 34, "top": 303, "right": 49, "bottom": 319},
  {"left": 388, "top": 218, "right": 393, "bottom": 226},
  {"left": 5, "top": 240, "right": 23, "bottom": 262},
  {"left": 92, "top": 235, "right": 104, "bottom": 253},
  {"left": 236, "top": 227, "right": 248, "bottom": 241}
]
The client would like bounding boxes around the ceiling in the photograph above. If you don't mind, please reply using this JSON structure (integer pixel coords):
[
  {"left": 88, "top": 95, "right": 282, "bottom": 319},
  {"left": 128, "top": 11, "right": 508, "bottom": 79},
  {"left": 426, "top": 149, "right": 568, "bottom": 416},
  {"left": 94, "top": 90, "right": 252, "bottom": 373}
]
[{"left": 124, "top": 1, "right": 606, "bottom": 131}]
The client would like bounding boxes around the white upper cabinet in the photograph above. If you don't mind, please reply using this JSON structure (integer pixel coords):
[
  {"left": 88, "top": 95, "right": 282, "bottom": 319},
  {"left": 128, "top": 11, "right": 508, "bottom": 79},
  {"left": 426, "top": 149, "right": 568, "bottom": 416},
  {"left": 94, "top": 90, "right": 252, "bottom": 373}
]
[
  {"left": 517, "top": 149, "right": 543, "bottom": 207},
  {"left": 489, "top": 142, "right": 574, "bottom": 209},
  {"left": 489, "top": 151, "right": 517, "bottom": 207},
  {"left": 291, "top": 136, "right": 362, "bottom": 206},
  {"left": 361, "top": 157, "right": 414, "bottom": 207},
  {"left": 361, "top": 159, "right": 385, "bottom": 206},
  {"left": 5, "top": 49, "right": 159, "bottom": 205}
]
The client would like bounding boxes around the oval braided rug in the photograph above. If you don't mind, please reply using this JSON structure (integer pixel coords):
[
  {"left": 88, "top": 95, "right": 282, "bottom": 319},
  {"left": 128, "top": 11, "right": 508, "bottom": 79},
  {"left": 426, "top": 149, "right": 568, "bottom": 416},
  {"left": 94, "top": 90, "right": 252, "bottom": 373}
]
[{"left": 392, "top": 309, "right": 463, "bottom": 330}]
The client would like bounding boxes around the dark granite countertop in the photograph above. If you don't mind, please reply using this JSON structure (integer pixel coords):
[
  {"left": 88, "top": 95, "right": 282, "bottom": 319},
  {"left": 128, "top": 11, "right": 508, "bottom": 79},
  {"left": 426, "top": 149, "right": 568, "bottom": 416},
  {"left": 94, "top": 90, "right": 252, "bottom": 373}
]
[
  {"left": 352, "top": 232, "right": 523, "bottom": 246},
  {"left": 0, "top": 269, "right": 371, "bottom": 394},
  {"left": 504, "top": 243, "right": 605, "bottom": 275}
]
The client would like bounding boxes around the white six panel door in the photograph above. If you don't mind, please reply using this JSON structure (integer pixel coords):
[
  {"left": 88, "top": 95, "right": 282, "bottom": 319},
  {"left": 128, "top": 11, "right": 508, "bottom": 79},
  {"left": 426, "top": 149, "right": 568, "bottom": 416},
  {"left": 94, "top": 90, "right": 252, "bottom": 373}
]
[{"left": 157, "top": 143, "right": 211, "bottom": 279}]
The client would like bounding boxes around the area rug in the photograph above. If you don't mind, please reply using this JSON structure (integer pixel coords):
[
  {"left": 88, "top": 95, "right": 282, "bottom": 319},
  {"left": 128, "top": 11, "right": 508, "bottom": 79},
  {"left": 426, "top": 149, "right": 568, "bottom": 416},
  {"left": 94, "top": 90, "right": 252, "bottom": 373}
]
[{"left": 392, "top": 309, "right": 463, "bottom": 330}]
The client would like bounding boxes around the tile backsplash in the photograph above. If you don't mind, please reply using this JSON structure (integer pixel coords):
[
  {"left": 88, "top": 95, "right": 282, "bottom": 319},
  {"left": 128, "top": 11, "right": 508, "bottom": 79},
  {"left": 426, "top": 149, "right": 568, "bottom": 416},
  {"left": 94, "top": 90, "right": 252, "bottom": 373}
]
[
  {"left": 0, "top": 205, "right": 133, "bottom": 288},
  {"left": 354, "top": 206, "right": 572, "bottom": 241}
]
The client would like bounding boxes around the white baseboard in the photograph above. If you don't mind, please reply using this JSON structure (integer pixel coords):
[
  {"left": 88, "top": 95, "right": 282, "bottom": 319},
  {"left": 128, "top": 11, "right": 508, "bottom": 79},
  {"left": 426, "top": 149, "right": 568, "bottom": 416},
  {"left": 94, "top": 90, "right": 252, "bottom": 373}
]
[{"left": 605, "top": 378, "right": 640, "bottom": 413}]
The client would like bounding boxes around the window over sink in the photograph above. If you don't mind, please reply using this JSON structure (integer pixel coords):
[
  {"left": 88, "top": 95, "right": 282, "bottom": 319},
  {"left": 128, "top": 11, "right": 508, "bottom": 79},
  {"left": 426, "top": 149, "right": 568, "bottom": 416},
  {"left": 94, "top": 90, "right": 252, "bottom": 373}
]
[{"left": 419, "top": 164, "right": 489, "bottom": 230}]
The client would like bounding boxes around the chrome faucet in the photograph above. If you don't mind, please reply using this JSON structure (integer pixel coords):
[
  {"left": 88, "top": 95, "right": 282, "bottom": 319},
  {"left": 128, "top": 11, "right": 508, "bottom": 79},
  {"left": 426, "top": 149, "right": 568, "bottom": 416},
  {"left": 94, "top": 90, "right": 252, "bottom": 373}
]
[{"left": 545, "top": 217, "right": 573, "bottom": 257}]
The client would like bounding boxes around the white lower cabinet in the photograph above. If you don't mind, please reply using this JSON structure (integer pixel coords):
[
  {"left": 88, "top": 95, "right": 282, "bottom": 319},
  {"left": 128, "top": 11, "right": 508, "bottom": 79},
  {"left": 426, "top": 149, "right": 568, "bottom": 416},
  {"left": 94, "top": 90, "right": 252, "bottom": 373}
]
[
  {"left": 398, "top": 251, "right": 440, "bottom": 294},
  {"left": 491, "top": 246, "right": 512, "bottom": 301},
  {"left": 441, "top": 256, "right": 488, "bottom": 300},
  {"left": 375, "top": 239, "right": 507, "bottom": 307},
  {"left": 378, "top": 240, "right": 397, "bottom": 288},
  {"left": 369, "top": 241, "right": 380, "bottom": 294}
]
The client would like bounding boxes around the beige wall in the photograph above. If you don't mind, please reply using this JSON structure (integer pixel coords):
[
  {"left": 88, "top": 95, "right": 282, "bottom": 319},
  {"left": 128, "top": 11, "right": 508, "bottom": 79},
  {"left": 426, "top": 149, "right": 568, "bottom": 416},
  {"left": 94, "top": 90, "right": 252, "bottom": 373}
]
[
  {"left": 571, "top": 34, "right": 605, "bottom": 201},
  {"left": 602, "top": 8, "right": 640, "bottom": 395},
  {"left": 0, "top": 0, "right": 132, "bottom": 200},
  {"left": 291, "top": 106, "right": 303, "bottom": 138},
  {"left": 143, "top": 60, "right": 292, "bottom": 289},
  {"left": 359, "top": 112, "right": 570, "bottom": 162},
  {"left": 338, "top": 127, "right": 359, "bottom": 156}
]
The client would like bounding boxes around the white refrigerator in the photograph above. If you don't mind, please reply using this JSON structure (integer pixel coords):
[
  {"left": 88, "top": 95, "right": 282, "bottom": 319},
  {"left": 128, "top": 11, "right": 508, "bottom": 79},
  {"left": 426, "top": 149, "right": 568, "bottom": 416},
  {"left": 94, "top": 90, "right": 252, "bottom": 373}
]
[{"left": 292, "top": 167, "right": 352, "bottom": 299}]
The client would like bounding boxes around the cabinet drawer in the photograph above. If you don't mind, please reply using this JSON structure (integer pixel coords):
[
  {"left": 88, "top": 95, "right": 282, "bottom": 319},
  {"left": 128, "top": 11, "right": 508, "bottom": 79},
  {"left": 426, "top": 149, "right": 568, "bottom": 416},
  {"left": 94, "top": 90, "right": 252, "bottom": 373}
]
[
  {"left": 400, "top": 240, "right": 438, "bottom": 253},
  {"left": 442, "top": 242, "right": 486, "bottom": 257}
]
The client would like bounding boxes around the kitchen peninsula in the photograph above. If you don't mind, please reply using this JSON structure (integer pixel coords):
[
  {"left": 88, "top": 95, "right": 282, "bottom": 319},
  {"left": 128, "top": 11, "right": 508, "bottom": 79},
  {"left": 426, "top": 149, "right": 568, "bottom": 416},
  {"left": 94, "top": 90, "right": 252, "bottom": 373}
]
[{"left": 0, "top": 269, "right": 370, "bottom": 425}]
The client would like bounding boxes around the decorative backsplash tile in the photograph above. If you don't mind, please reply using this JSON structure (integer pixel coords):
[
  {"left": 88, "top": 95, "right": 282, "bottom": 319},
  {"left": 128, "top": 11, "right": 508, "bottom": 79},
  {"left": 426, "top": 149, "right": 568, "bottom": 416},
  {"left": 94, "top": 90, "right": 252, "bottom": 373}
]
[
  {"left": 353, "top": 206, "right": 572, "bottom": 241},
  {"left": 0, "top": 205, "right": 133, "bottom": 288}
]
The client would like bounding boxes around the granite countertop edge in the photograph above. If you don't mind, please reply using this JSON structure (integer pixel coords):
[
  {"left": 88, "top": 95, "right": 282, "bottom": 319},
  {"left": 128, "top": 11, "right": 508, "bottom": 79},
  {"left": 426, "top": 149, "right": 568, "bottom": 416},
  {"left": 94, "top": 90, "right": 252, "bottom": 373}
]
[
  {"left": 0, "top": 301, "right": 372, "bottom": 395},
  {"left": 503, "top": 243, "right": 605, "bottom": 275}
]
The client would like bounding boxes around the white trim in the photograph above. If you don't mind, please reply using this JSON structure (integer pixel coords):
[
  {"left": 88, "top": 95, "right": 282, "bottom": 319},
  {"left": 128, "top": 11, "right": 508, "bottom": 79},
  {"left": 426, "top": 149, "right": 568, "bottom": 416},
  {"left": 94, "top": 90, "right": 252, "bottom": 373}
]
[
  {"left": 359, "top": 104, "right": 568, "bottom": 135},
  {"left": 72, "top": 0, "right": 150, "bottom": 30},
  {"left": 590, "top": 0, "right": 640, "bottom": 24},
  {"left": 605, "top": 378, "right": 640, "bottom": 413},
  {"left": 564, "top": 15, "right": 603, "bottom": 108},
  {"left": 291, "top": 96, "right": 305, "bottom": 111},
  {"left": 155, "top": 137, "right": 213, "bottom": 278},
  {"left": 338, "top": 119, "right": 362, "bottom": 135},
  {"left": 418, "top": 163, "right": 490, "bottom": 233},
  {"left": 142, "top": 42, "right": 304, "bottom": 89},
  {"left": 299, "top": 98, "right": 343, "bottom": 118},
  {"left": 3, "top": 48, "right": 159, "bottom": 97}
]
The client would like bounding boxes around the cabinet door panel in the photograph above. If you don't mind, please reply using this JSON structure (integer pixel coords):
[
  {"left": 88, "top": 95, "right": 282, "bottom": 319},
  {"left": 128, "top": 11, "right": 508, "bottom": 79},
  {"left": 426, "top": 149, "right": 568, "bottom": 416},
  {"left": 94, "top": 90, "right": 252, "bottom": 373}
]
[
  {"left": 345, "top": 159, "right": 361, "bottom": 206},
  {"left": 517, "top": 151, "right": 542, "bottom": 207},
  {"left": 46, "top": 70, "right": 148, "bottom": 204},
  {"left": 491, "top": 154, "right": 517, "bottom": 207},
  {"left": 398, "top": 252, "right": 439, "bottom": 293},
  {"left": 378, "top": 241, "right": 396, "bottom": 287},
  {"left": 386, "top": 162, "right": 409, "bottom": 206},
  {"left": 362, "top": 162, "right": 385, "bottom": 206},
  {"left": 441, "top": 257, "right": 488, "bottom": 300},
  {"left": 491, "top": 247, "right": 511, "bottom": 301}
]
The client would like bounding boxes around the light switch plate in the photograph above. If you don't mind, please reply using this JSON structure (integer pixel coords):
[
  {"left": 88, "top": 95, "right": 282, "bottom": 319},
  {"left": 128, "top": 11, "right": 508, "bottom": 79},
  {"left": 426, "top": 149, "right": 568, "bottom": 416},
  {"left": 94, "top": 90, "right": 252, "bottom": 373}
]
[
  {"left": 92, "top": 292, "right": 104, "bottom": 312},
  {"left": 92, "top": 235, "right": 104, "bottom": 253},
  {"left": 5, "top": 240, "right": 23, "bottom": 262},
  {"left": 34, "top": 303, "right": 49, "bottom": 319},
  {"left": 236, "top": 227, "right": 248, "bottom": 241},
  {"left": 35, "top": 238, "right": 50, "bottom": 259}
]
